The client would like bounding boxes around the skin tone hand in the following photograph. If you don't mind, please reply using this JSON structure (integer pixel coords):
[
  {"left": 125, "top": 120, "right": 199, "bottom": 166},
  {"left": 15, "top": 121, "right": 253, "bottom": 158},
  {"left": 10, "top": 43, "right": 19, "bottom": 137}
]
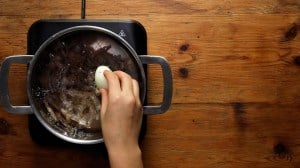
[{"left": 100, "top": 70, "right": 143, "bottom": 168}]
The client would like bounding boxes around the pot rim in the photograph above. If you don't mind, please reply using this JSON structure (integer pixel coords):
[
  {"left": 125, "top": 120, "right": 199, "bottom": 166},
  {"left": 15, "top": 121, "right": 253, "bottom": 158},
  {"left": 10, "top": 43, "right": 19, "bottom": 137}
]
[{"left": 27, "top": 25, "right": 147, "bottom": 144}]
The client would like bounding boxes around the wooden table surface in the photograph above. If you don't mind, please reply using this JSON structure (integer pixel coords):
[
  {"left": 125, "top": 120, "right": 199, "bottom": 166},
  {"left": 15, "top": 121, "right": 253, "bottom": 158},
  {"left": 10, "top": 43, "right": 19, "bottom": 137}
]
[{"left": 0, "top": 0, "right": 300, "bottom": 167}]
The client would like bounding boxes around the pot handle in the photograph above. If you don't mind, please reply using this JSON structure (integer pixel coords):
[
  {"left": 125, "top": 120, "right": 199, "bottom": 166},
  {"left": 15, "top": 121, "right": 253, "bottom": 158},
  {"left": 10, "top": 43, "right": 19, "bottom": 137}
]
[
  {"left": 0, "top": 55, "right": 34, "bottom": 114},
  {"left": 140, "top": 55, "right": 172, "bottom": 115}
]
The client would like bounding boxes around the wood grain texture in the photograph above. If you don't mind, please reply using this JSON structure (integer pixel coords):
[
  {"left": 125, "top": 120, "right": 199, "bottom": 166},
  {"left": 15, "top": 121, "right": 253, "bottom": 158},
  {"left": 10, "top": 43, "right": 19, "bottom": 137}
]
[
  {"left": 142, "top": 104, "right": 300, "bottom": 168},
  {"left": 0, "top": 0, "right": 300, "bottom": 167}
]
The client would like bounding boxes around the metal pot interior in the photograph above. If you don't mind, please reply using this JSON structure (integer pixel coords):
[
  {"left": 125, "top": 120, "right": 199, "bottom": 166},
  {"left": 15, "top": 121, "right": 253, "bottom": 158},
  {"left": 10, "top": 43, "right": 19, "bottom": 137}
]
[{"left": 28, "top": 27, "right": 145, "bottom": 143}]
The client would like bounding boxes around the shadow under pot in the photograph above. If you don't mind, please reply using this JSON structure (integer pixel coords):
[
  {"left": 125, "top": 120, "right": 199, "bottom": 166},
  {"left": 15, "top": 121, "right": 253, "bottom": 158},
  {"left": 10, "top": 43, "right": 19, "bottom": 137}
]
[{"left": 0, "top": 25, "right": 172, "bottom": 144}]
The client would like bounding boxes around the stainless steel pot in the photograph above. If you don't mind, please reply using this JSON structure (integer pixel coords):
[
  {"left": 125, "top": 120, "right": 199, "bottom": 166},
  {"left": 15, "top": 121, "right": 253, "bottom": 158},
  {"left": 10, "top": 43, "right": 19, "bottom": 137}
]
[{"left": 0, "top": 25, "right": 172, "bottom": 144}]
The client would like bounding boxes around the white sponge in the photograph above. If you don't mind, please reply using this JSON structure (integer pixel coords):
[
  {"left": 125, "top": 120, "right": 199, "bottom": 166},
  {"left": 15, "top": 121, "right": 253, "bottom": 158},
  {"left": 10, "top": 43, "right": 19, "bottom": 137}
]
[{"left": 95, "top": 65, "right": 112, "bottom": 89}]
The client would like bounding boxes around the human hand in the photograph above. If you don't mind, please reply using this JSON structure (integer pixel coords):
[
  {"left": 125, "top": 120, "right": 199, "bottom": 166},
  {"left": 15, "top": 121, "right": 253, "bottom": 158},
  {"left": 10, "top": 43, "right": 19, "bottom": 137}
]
[{"left": 100, "top": 70, "right": 143, "bottom": 168}]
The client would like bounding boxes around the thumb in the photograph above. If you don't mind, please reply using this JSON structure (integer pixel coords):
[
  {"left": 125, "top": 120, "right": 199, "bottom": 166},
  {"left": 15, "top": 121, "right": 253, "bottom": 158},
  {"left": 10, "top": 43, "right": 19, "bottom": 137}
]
[{"left": 100, "top": 88, "right": 108, "bottom": 119}]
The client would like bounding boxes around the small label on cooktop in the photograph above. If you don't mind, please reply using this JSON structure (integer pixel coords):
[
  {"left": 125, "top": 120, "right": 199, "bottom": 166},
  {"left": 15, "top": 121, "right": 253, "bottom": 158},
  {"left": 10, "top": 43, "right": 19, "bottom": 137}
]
[{"left": 118, "top": 29, "right": 127, "bottom": 37}]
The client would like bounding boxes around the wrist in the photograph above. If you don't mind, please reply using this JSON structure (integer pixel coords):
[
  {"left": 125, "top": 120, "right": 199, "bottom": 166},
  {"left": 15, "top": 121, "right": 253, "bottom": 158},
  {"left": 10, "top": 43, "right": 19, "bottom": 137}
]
[{"left": 107, "top": 143, "right": 143, "bottom": 168}]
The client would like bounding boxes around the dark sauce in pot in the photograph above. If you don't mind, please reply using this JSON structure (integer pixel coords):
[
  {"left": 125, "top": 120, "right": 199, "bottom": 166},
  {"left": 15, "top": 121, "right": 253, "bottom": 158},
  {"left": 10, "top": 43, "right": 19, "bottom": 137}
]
[{"left": 30, "top": 30, "right": 140, "bottom": 140}]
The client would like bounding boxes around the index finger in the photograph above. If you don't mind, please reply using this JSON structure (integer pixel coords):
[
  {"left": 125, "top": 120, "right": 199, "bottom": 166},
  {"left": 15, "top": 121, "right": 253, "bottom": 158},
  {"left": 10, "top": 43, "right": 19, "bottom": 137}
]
[
  {"left": 104, "top": 70, "right": 121, "bottom": 95},
  {"left": 114, "top": 71, "right": 133, "bottom": 93}
]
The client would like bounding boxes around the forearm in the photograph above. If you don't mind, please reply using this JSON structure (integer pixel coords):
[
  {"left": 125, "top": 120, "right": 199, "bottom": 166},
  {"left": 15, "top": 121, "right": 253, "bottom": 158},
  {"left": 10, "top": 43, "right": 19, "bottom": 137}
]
[{"left": 107, "top": 145, "right": 143, "bottom": 168}]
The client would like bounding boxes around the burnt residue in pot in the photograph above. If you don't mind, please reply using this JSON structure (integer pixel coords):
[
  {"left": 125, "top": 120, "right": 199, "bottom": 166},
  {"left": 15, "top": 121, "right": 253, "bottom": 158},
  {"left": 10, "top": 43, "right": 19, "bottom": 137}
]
[{"left": 30, "top": 31, "right": 140, "bottom": 140}]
